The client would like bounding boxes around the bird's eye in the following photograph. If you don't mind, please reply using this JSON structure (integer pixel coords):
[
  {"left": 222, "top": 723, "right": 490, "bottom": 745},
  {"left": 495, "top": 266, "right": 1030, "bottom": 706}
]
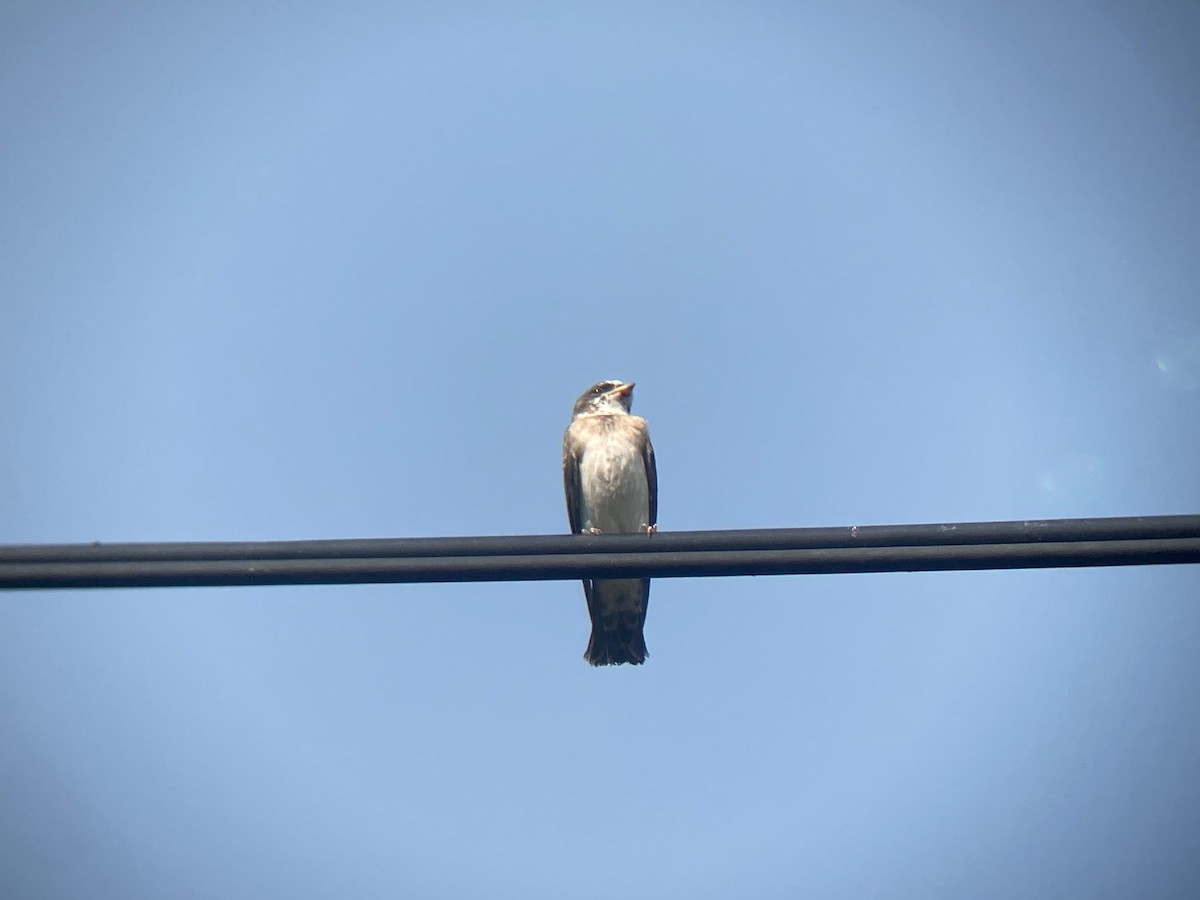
[{"left": 591, "top": 384, "right": 607, "bottom": 395}]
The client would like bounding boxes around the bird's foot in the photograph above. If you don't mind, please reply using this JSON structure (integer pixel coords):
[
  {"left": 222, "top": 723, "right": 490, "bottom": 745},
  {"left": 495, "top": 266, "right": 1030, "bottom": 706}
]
[
  {"left": 640, "top": 523, "right": 658, "bottom": 535},
  {"left": 583, "top": 527, "right": 604, "bottom": 535}
]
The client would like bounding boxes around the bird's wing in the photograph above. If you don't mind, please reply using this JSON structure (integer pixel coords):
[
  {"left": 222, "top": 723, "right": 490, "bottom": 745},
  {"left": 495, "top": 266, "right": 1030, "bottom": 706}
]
[
  {"left": 563, "top": 428, "right": 585, "bottom": 536},
  {"left": 563, "top": 427, "right": 594, "bottom": 617},
  {"left": 639, "top": 420, "right": 658, "bottom": 528}
]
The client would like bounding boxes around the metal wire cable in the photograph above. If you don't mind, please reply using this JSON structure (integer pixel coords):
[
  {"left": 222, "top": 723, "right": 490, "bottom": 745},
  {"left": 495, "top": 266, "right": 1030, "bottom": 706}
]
[{"left": 2, "top": 514, "right": 1198, "bottom": 590}]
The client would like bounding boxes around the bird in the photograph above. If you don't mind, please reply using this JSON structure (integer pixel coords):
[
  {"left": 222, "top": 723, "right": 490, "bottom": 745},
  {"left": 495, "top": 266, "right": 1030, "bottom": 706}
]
[{"left": 562, "top": 380, "right": 658, "bottom": 666}]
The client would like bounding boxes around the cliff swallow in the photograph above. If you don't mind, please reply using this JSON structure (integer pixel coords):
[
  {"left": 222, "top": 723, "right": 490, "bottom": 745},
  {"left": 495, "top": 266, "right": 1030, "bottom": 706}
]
[{"left": 562, "top": 380, "right": 658, "bottom": 665}]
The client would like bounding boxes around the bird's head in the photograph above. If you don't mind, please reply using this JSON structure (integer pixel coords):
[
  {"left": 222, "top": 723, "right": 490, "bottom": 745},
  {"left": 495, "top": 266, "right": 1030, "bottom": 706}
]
[{"left": 572, "top": 380, "right": 635, "bottom": 418}]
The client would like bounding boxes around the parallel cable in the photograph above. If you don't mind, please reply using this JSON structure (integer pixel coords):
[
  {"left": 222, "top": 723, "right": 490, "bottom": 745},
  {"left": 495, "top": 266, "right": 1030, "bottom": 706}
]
[{"left": 2, "top": 515, "right": 1197, "bottom": 590}]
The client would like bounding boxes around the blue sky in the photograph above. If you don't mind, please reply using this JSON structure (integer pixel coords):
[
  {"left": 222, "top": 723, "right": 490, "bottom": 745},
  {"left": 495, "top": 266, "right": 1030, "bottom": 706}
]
[{"left": 2, "top": 3, "right": 1199, "bottom": 897}]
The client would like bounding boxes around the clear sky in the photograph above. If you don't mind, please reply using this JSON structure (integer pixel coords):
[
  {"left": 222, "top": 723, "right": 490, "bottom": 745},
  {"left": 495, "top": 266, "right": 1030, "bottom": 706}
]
[{"left": 2, "top": 3, "right": 1199, "bottom": 897}]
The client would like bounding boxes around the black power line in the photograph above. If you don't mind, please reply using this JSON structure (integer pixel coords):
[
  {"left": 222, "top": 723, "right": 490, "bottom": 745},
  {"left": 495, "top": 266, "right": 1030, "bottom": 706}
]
[{"left": 2, "top": 515, "right": 1198, "bottom": 590}]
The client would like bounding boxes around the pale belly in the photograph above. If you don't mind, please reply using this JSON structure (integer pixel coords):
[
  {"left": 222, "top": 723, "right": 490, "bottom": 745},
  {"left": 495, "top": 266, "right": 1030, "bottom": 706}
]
[{"left": 579, "top": 437, "right": 649, "bottom": 534}]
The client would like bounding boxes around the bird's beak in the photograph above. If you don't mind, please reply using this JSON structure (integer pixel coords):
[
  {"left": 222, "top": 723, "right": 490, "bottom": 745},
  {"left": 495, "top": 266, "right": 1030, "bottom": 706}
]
[{"left": 610, "top": 382, "right": 635, "bottom": 397}]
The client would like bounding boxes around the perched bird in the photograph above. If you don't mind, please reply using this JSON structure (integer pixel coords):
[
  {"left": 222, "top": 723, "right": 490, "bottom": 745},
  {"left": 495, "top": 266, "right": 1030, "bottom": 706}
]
[{"left": 562, "top": 380, "right": 658, "bottom": 666}]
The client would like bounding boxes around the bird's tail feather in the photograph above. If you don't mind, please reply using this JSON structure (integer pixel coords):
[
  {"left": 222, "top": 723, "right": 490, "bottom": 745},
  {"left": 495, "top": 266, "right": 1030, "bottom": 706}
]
[
  {"left": 584, "top": 626, "right": 647, "bottom": 666},
  {"left": 582, "top": 578, "right": 649, "bottom": 666}
]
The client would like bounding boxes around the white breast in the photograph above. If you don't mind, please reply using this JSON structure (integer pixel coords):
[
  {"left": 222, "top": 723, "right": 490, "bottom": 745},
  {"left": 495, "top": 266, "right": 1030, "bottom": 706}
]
[{"left": 579, "top": 430, "right": 649, "bottom": 534}]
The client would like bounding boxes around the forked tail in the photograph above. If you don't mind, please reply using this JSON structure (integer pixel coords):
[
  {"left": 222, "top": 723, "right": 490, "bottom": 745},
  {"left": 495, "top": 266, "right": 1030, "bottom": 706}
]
[
  {"left": 583, "top": 577, "right": 650, "bottom": 666},
  {"left": 585, "top": 625, "right": 648, "bottom": 666}
]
